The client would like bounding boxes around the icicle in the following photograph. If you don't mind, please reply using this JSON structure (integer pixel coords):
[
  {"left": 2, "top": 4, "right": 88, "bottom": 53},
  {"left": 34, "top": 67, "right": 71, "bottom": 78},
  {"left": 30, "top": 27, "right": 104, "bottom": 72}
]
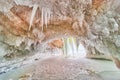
[
  {"left": 14, "top": 0, "right": 19, "bottom": 5},
  {"left": 47, "top": 9, "right": 51, "bottom": 24},
  {"left": 29, "top": 4, "right": 38, "bottom": 31},
  {"left": 62, "top": 38, "right": 67, "bottom": 56},
  {"left": 67, "top": 38, "right": 73, "bottom": 57},
  {"left": 71, "top": 37, "right": 77, "bottom": 56},
  {"left": 41, "top": 7, "right": 44, "bottom": 31},
  {"left": 41, "top": 7, "right": 51, "bottom": 31},
  {"left": 45, "top": 8, "right": 48, "bottom": 28}
]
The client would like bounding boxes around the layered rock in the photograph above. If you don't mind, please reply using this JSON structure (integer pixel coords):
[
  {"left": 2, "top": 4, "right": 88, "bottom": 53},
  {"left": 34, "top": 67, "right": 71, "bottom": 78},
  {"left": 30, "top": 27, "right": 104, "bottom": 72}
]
[{"left": 0, "top": 0, "right": 120, "bottom": 59}]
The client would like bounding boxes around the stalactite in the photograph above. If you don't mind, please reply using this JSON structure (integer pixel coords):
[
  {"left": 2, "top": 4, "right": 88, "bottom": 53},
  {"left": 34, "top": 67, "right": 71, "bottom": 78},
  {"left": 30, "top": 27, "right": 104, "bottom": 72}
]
[{"left": 29, "top": 4, "right": 38, "bottom": 31}]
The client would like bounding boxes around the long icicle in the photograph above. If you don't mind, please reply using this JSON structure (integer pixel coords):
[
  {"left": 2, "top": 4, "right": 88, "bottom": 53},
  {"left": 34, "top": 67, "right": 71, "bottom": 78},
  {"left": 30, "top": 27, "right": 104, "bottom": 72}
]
[
  {"left": 47, "top": 9, "right": 51, "bottom": 24},
  {"left": 41, "top": 7, "right": 51, "bottom": 31},
  {"left": 62, "top": 38, "right": 67, "bottom": 56},
  {"left": 41, "top": 7, "right": 44, "bottom": 31},
  {"left": 45, "top": 8, "right": 48, "bottom": 28},
  {"left": 29, "top": 4, "right": 38, "bottom": 31},
  {"left": 71, "top": 37, "right": 77, "bottom": 56},
  {"left": 67, "top": 38, "right": 73, "bottom": 57}
]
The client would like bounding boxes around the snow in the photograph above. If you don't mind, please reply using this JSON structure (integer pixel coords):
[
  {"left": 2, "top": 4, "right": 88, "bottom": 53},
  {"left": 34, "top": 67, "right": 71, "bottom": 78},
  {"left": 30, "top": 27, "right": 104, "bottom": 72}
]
[
  {"left": 78, "top": 43, "right": 87, "bottom": 58},
  {"left": 0, "top": 54, "right": 119, "bottom": 80}
]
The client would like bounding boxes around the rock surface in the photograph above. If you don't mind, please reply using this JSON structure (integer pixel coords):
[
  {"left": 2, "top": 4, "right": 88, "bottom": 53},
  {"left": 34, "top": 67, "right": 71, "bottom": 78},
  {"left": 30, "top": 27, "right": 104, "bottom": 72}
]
[{"left": 0, "top": 0, "right": 120, "bottom": 59}]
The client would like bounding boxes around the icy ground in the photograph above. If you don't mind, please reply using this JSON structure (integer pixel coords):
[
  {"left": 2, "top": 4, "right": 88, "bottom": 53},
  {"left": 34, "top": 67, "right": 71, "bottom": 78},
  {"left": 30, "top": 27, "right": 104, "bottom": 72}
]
[{"left": 0, "top": 54, "right": 120, "bottom": 80}]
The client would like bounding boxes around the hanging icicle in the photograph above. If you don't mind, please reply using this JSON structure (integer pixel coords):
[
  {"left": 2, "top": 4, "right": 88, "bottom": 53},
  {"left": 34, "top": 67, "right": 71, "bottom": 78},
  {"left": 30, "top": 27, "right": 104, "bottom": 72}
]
[
  {"left": 41, "top": 7, "right": 51, "bottom": 31},
  {"left": 71, "top": 37, "right": 77, "bottom": 56},
  {"left": 62, "top": 37, "right": 79, "bottom": 57},
  {"left": 45, "top": 9, "right": 48, "bottom": 28},
  {"left": 41, "top": 7, "right": 44, "bottom": 31},
  {"left": 62, "top": 38, "right": 67, "bottom": 56},
  {"left": 67, "top": 38, "right": 73, "bottom": 57},
  {"left": 29, "top": 4, "right": 38, "bottom": 31},
  {"left": 47, "top": 8, "right": 51, "bottom": 24}
]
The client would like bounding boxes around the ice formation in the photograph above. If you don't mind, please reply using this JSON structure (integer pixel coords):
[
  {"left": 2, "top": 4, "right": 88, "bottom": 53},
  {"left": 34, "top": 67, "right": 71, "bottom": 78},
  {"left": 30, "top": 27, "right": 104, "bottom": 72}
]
[
  {"left": 41, "top": 7, "right": 51, "bottom": 31},
  {"left": 29, "top": 4, "right": 38, "bottom": 31}
]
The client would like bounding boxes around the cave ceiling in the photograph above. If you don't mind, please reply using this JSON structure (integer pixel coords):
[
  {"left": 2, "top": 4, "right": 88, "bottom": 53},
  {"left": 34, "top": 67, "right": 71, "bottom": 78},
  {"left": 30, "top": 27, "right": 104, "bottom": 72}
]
[{"left": 0, "top": 0, "right": 120, "bottom": 58}]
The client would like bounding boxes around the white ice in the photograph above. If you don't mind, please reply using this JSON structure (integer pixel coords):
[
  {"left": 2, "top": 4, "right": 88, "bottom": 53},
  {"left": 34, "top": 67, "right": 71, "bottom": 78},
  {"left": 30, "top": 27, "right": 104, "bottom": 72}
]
[{"left": 29, "top": 4, "right": 38, "bottom": 31}]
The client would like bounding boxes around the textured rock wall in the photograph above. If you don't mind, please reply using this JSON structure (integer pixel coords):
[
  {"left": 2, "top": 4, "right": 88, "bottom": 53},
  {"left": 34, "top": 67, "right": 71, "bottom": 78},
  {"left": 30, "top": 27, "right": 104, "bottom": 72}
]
[{"left": 0, "top": 0, "right": 120, "bottom": 59}]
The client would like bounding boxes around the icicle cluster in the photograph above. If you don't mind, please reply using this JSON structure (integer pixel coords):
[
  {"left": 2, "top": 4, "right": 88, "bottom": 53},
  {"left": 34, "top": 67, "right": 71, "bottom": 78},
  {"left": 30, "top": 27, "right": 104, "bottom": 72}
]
[
  {"left": 41, "top": 7, "right": 51, "bottom": 31},
  {"left": 62, "top": 37, "right": 77, "bottom": 57},
  {"left": 62, "top": 37, "right": 87, "bottom": 58},
  {"left": 29, "top": 4, "right": 38, "bottom": 31}
]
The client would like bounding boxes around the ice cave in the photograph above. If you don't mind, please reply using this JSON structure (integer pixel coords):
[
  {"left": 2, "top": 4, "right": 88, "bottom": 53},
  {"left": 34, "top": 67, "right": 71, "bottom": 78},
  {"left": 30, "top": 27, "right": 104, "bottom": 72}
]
[{"left": 0, "top": 0, "right": 120, "bottom": 80}]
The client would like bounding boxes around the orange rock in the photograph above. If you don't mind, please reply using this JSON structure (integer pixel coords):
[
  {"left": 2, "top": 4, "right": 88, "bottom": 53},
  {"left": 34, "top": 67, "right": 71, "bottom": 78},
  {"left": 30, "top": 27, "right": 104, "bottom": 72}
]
[
  {"left": 92, "top": 0, "right": 105, "bottom": 9},
  {"left": 48, "top": 39, "right": 63, "bottom": 48}
]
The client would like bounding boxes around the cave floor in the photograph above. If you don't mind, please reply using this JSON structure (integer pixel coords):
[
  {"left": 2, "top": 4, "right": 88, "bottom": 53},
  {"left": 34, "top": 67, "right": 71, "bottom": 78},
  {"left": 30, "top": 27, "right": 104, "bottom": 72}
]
[{"left": 0, "top": 55, "right": 120, "bottom": 80}]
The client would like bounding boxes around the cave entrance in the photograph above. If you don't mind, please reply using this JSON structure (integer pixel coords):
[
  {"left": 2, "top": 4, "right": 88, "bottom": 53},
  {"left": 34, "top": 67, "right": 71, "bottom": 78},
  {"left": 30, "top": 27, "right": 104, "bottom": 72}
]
[
  {"left": 47, "top": 37, "right": 87, "bottom": 58},
  {"left": 62, "top": 37, "right": 87, "bottom": 58}
]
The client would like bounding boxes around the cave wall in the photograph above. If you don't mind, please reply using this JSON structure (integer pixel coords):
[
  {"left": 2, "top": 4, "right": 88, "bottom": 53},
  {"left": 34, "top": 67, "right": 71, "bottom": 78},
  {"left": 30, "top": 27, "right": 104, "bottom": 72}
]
[{"left": 0, "top": 0, "right": 120, "bottom": 59}]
